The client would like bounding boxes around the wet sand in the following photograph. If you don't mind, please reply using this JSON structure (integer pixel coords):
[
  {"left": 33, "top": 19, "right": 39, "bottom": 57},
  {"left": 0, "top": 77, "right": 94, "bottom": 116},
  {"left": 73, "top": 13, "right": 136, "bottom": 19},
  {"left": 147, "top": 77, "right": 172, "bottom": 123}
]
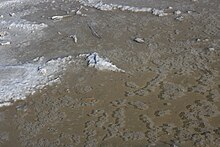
[{"left": 0, "top": 0, "right": 220, "bottom": 146}]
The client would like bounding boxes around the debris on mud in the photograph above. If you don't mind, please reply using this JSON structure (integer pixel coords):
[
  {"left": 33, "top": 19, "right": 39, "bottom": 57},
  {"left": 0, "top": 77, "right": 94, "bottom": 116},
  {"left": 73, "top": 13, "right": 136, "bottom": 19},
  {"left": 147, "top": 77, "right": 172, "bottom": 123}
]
[
  {"left": 174, "top": 10, "right": 182, "bottom": 15},
  {"left": 176, "top": 16, "right": 184, "bottom": 21},
  {"left": 75, "top": 6, "right": 88, "bottom": 16},
  {"left": 51, "top": 15, "right": 71, "bottom": 20},
  {"left": 155, "top": 110, "right": 171, "bottom": 117},
  {"left": 152, "top": 9, "right": 168, "bottom": 17},
  {"left": 208, "top": 47, "right": 215, "bottom": 51},
  {"left": 0, "top": 31, "right": 7, "bottom": 37},
  {"left": 0, "top": 40, "right": 10, "bottom": 46},
  {"left": 70, "top": 34, "right": 78, "bottom": 43},
  {"left": 80, "top": 52, "right": 125, "bottom": 72},
  {"left": 87, "top": 24, "right": 101, "bottom": 39},
  {"left": 133, "top": 37, "right": 145, "bottom": 43}
]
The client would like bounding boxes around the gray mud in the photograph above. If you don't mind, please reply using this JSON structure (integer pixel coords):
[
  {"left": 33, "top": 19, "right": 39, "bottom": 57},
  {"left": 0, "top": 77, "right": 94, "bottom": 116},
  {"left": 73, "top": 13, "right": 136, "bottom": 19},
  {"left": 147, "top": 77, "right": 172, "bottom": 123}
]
[{"left": 0, "top": 0, "right": 220, "bottom": 146}]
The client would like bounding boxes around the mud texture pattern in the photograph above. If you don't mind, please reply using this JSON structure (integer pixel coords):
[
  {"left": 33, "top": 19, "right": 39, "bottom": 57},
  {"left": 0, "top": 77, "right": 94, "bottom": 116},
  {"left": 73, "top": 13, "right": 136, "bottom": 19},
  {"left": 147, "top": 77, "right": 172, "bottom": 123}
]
[{"left": 0, "top": 0, "right": 220, "bottom": 147}]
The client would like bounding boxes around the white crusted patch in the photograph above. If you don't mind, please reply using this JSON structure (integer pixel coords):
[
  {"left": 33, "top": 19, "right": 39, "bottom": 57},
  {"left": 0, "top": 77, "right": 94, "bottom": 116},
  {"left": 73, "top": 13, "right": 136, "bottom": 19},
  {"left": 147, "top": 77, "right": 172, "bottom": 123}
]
[
  {"left": 78, "top": 0, "right": 168, "bottom": 16},
  {"left": 80, "top": 52, "right": 125, "bottom": 72},
  {"left": 0, "top": 56, "right": 73, "bottom": 107}
]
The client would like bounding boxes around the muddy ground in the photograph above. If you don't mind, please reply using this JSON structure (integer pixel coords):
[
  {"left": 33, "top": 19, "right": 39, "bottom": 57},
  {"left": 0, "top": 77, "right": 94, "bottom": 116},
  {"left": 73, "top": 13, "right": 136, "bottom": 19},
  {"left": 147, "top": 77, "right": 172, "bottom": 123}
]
[{"left": 0, "top": 0, "right": 220, "bottom": 146}]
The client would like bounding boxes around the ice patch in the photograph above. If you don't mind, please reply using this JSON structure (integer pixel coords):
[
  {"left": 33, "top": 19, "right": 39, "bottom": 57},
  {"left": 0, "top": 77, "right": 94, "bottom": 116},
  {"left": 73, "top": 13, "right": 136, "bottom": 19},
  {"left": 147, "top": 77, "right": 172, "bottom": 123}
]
[
  {"left": 0, "top": 56, "right": 73, "bottom": 107},
  {"left": 80, "top": 52, "right": 125, "bottom": 72}
]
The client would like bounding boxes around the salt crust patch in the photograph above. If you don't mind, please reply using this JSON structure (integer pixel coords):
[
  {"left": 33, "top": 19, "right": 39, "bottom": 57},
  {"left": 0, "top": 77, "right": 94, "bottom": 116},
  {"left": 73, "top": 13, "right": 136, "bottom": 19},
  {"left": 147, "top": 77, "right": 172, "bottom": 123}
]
[
  {"left": 0, "top": 0, "right": 44, "bottom": 8},
  {"left": 78, "top": 0, "right": 167, "bottom": 16},
  {"left": 9, "top": 22, "right": 48, "bottom": 31},
  {"left": 0, "top": 0, "right": 25, "bottom": 8},
  {"left": 0, "top": 53, "right": 124, "bottom": 107},
  {"left": 0, "top": 56, "right": 73, "bottom": 107},
  {"left": 0, "top": 20, "right": 48, "bottom": 32},
  {"left": 80, "top": 52, "right": 125, "bottom": 72}
]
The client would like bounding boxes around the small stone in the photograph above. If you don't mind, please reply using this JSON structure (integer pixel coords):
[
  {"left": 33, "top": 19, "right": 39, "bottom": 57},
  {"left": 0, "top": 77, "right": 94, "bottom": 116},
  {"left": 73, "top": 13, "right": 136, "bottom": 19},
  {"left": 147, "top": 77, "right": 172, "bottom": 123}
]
[
  {"left": 33, "top": 56, "right": 44, "bottom": 62},
  {"left": 70, "top": 34, "right": 77, "bottom": 43},
  {"left": 9, "top": 13, "right": 15, "bottom": 17},
  {"left": 51, "top": 15, "right": 71, "bottom": 20},
  {"left": 174, "top": 30, "right": 180, "bottom": 34},
  {"left": 174, "top": 10, "right": 181, "bottom": 15},
  {"left": 134, "top": 37, "right": 145, "bottom": 43},
  {"left": 75, "top": 6, "right": 87, "bottom": 16},
  {"left": 76, "top": 10, "right": 82, "bottom": 15},
  {"left": 208, "top": 48, "right": 215, "bottom": 51},
  {"left": 37, "top": 67, "right": 47, "bottom": 75},
  {"left": 163, "top": 102, "right": 171, "bottom": 106},
  {"left": 196, "top": 38, "right": 201, "bottom": 42},
  {"left": 176, "top": 16, "right": 184, "bottom": 21},
  {"left": 155, "top": 110, "right": 171, "bottom": 116},
  {"left": 0, "top": 31, "right": 7, "bottom": 37},
  {"left": 0, "top": 41, "right": 11, "bottom": 46},
  {"left": 152, "top": 9, "right": 168, "bottom": 17}
]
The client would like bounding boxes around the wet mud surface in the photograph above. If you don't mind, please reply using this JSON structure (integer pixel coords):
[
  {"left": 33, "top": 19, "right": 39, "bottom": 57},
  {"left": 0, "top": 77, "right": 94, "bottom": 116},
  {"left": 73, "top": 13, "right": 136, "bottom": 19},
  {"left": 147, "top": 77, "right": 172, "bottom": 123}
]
[{"left": 0, "top": 0, "right": 220, "bottom": 146}]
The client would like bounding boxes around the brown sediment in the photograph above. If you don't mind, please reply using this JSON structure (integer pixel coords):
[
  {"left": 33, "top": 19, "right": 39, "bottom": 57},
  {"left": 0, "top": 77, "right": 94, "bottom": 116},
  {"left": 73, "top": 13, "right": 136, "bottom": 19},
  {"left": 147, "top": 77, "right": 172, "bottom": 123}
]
[{"left": 0, "top": 0, "right": 220, "bottom": 146}]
